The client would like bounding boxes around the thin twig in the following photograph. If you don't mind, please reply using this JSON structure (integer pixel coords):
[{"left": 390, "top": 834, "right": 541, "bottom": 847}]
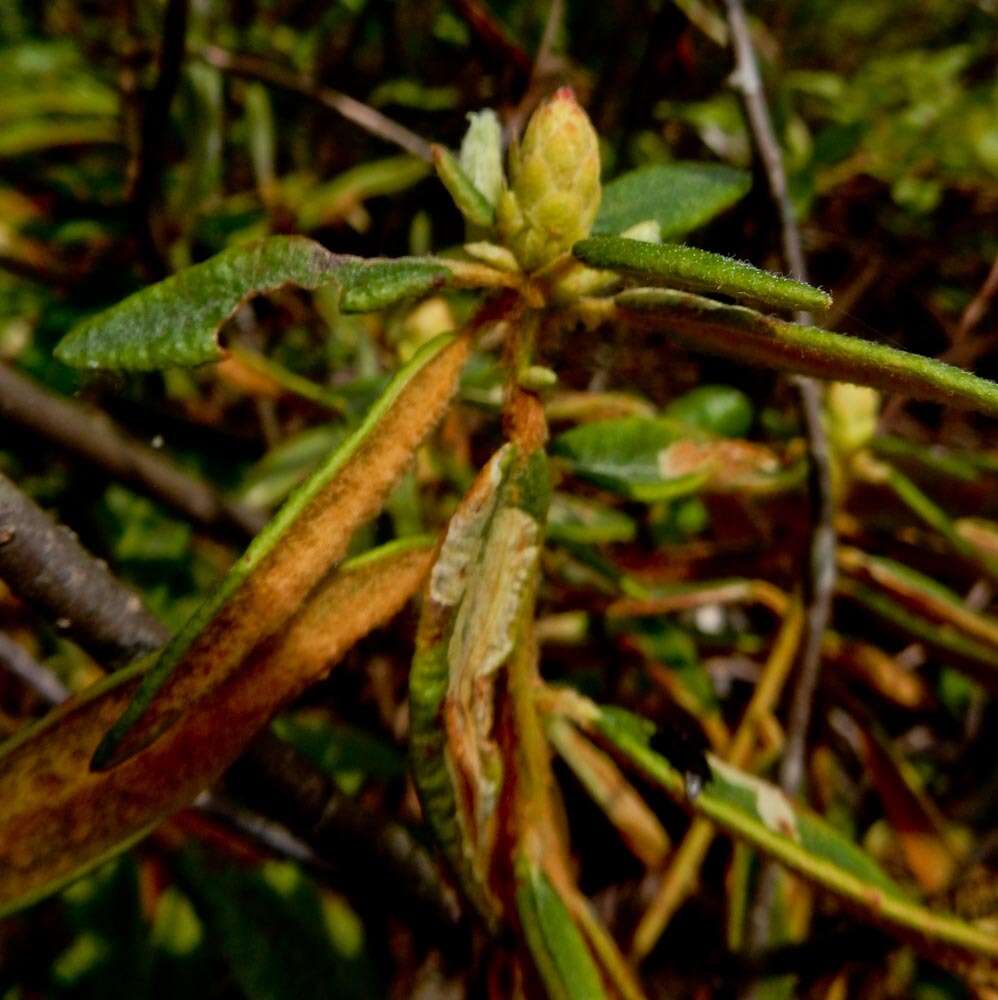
[
  {"left": 0, "top": 472, "right": 168, "bottom": 663},
  {"left": 196, "top": 45, "right": 433, "bottom": 162},
  {"left": 129, "top": 0, "right": 190, "bottom": 277},
  {"left": 952, "top": 255, "right": 998, "bottom": 349},
  {"left": 533, "top": 0, "right": 566, "bottom": 82},
  {"left": 506, "top": 0, "right": 569, "bottom": 138},
  {"left": 0, "top": 364, "right": 265, "bottom": 539},
  {"left": 723, "top": 0, "right": 837, "bottom": 802}
]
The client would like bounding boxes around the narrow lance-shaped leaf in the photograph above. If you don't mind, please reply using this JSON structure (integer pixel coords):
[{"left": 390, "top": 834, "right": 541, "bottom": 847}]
[
  {"left": 409, "top": 443, "right": 550, "bottom": 925},
  {"left": 551, "top": 415, "right": 794, "bottom": 501},
  {"left": 582, "top": 702, "right": 998, "bottom": 965},
  {"left": 593, "top": 162, "right": 751, "bottom": 239},
  {"left": 432, "top": 144, "right": 495, "bottom": 227},
  {"left": 547, "top": 715, "right": 669, "bottom": 868},
  {"left": 93, "top": 333, "right": 469, "bottom": 769},
  {"left": 515, "top": 860, "right": 608, "bottom": 1000},
  {"left": 0, "top": 538, "right": 436, "bottom": 918},
  {"left": 838, "top": 546, "right": 998, "bottom": 649},
  {"left": 617, "top": 288, "right": 998, "bottom": 416},
  {"left": 54, "top": 235, "right": 450, "bottom": 371},
  {"left": 574, "top": 236, "right": 831, "bottom": 314},
  {"left": 836, "top": 577, "right": 998, "bottom": 693}
]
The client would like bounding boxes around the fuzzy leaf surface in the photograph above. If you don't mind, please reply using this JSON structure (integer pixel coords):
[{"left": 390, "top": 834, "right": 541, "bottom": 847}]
[
  {"left": 93, "top": 334, "right": 468, "bottom": 768},
  {"left": 618, "top": 288, "right": 998, "bottom": 416},
  {"left": 55, "top": 236, "right": 449, "bottom": 371},
  {"left": 575, "top": 236, "right": 831, "bottom": 313}
]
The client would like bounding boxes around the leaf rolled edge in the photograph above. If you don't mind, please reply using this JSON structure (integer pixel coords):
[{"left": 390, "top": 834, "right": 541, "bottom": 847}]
[{"left": 617, "top": 288, "right": 998, "bottom": 417}]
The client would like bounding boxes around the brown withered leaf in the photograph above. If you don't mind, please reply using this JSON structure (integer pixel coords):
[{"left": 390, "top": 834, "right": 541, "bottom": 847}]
[
  {"left": 0, "top": 539, "right": 434, "bottom": 917},
  {"left": 96, "top": 333, "right": 468, "bottom": 769}
]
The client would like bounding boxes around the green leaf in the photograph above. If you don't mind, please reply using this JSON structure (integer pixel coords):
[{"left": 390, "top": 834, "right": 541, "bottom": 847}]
[
  {"left": 617, "top": 288, "right": 998, "bottom": 416},
  {"left": 664, "top": 384, "right": 754, "bottom": 437},
  {"left": 575, "top": 236, "right": 831, "bottom": 313},
  {"left": 837, "top": 577, "right": 998, "bottom": 692},
  {"left": 591, "top": 705, "right": 998, "bottom": 963},
  {"left": 551, "top": 416, "right": 787, "bottom": 502},
  {"left": 272, "top": 712, "right": 405, "bottom": 787},
  {"left": 515, "top": 862, "right": 608, "bottom": 1000},
  {"left": 336, "top": 257, "right": 450, "bottom": 313},
  {"left": 91, "top": 334, "right": 467, "bottom": 769},
  {"left": 552, "top": 416, "right": 704, "bottom": 500},
  {"left": 458, "top": 109, "right": 503, "bottom": 208},
  {"left": 54, "top": 237, "right": 450, "bottom": 371},
  {"left": 547, "top": 493, "right": 637, "bottom": 545},
  {"left": 593, "top": 162, "right": 751, "bottom": 239},
  {"left": 432, "top": 143, "right": 495, "bottom": 227}
]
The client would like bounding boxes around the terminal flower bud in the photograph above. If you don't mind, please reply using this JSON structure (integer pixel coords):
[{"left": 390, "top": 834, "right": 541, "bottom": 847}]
[{"left": 497, "top": 88, "right": 601, "bottom": 272}]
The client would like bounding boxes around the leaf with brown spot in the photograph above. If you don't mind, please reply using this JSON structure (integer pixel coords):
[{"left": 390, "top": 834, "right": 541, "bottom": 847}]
[
  {"left": 0, "top": 537, "right": 435, "bottom": 918},
  {"left": 93, "top": 333, "right": 468, "bottom": 769},
  {"left": 409, "top": 444, "right": 550, "bottom": 924}
]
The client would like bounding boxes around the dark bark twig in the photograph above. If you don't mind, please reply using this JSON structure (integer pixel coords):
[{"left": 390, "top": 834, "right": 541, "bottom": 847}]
[
  {"left": 196, "top": 45, "right": 433, "bottom": 162},
  {"left": 0, "top": 364, "right": 265, "bottom": 539},
  {"left": 723, "top": 0, "right": 837, "bottom": 802},
  {"left": 128, "top": 0, "right": 190, "bottom": 277},
  {"left": 0, "top": 472, "right": 168, "bottom": 663}
]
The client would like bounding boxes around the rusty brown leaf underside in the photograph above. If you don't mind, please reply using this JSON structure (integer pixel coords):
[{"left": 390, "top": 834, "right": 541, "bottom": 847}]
[{"left": 0, "top": 538, "right": 435, "bottom": 917}]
